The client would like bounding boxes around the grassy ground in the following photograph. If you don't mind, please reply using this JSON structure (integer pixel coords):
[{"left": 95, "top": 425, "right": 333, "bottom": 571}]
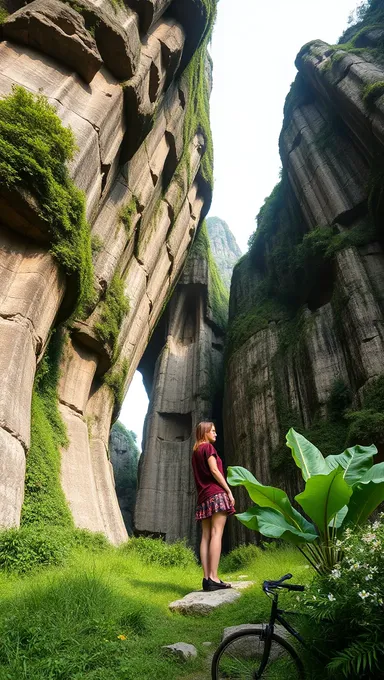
[{"left": 0, "top": 543, "right": 311, "bottom": 680}]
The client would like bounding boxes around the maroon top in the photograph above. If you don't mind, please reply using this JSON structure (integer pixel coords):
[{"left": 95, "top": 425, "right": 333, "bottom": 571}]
[{"left": 192, "top": 442, "right": 226, "bottom": 505}]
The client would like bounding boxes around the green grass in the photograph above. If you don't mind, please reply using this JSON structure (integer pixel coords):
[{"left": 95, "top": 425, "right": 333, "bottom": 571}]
[{"left": 0, "top": 544, "right": 310, "bottom": 680}]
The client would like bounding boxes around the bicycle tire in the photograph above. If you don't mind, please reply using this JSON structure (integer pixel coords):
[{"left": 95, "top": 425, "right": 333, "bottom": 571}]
[{"left": 211, "top": 627, "right": 306, "bottom": 680}]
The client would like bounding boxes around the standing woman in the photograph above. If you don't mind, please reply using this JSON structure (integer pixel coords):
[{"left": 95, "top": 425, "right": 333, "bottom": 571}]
[{"left": 192, "top": 421, "right": 235, "bottom": 591}]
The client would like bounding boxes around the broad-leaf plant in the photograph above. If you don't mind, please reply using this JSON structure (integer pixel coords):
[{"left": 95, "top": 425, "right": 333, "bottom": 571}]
[{"left": 228, "top": 428, "right": 384, "bottom": 573}]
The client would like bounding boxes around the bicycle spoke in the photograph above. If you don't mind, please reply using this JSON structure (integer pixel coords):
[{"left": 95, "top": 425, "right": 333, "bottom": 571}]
[{"left": 213, "top": 632, "right": 304, "bottom": 680}]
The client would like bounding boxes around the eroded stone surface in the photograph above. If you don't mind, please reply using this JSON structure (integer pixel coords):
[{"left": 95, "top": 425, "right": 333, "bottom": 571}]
[
  {"left": 0, "top": 428, "right": 26, "bottom": 527},
  {"left": 0, "top": 0, "right": 213, "bottom": 536},
  {"left": 3, "top": 0, "right": 102, "bottom": 83}
]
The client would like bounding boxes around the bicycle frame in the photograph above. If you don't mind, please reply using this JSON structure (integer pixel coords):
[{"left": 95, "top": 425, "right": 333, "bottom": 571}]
[{"left": 254, "top": 590, "right": 307, "bottom": 679}]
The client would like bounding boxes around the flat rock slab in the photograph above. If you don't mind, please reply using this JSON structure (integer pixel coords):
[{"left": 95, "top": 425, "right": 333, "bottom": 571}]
[
  {"left": 169, "top": 581, "right": 254, "bottom": 615},
  {"left": 162, "top": 642, "right": 197, "bottom": 660}
]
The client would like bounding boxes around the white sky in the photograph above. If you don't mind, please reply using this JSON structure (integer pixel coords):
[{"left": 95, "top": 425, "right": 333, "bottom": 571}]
[{"left": 119, "top": 0, "right": 361, "bottom": 447}]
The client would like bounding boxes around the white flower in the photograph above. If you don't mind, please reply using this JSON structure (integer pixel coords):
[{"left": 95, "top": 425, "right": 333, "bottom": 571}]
[
  {"left": 372, "top": 521, "right": 380, "bottom": 530},
  {"left": 350, "top": 562, "right": 360, "bottom": 571},
  {"left": 335, "top": 539, "right": 343, "bottom": 548},
  {"left": 365, "top": 573, "right": 373, "bottom": 581},
  {"left": 358, "top": 590, "right": 370, "bottom": 600},
  {"left": 362, "top": 532, "right": 376, "bottom": 544},
  {"left": 328, "top": 593, "right": 336, "bottom": 602},
  {"left": 331, "top": 569, "right": 341, "bottom": 579}
]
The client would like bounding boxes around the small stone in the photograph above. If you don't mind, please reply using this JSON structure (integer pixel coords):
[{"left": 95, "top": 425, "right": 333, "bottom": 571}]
[
  {"left": 202, "top": 641, "right": 212, "bottom": 647},
  {"left": 162, "top": 643, "right": 197, "bottom": 660}
]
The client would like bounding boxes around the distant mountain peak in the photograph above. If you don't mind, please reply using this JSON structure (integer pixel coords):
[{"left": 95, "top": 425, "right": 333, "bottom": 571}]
[{"left": 206, "top": 216, "right": 242, "bottom": 290}]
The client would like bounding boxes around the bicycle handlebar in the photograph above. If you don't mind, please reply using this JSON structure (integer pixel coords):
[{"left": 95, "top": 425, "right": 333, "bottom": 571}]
[{"left": 263, "top": 573, "right": 305, "bottom": 593}]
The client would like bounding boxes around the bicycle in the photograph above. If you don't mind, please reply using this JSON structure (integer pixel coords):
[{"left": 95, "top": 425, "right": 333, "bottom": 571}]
[{"left": 211, "top": 573, "right": 307, "bottom": 679}]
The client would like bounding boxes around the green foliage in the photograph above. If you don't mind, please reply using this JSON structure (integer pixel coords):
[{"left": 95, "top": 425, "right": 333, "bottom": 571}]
[
  {"left": 104, "top": 358, "right": 129, "bottom": 411},
  {"left": 91, "top": 234, "right": 104, "bottom": 256},
  {"left": 0, "top": 0, "right": 8, "bottom": 23},
  {"left": 297, "top": 517, "right": 384, "bottom": 678},
  {"left": 94, "top": 275, "right": 129, "bottom": 357},
  {"left": 229, "top": 429, "right": 384, "bottom": 574},
  {"left": 121, "top": 537, "right": 196, "bottom": 568},
  {"left": 363, "top": 80, "right": 384, "bottom": 109},
  {"left": 0, "top": 86, "right": 95, "bottom": 318},
  {"left": 220, "top": 544, "right": 261, "bottom": 572},
  {"left": 0, "top": 526, "right": 71, "bottom": 573},
  {"left": 346, "top": 375, "right": 384, "bottom": 445},
  {"left": 22, "top": 331, "right": 73, "bottom": 528},
  {"left": 120, "top": 196, "right": 139, "bottom": 237},
  {"left": 190, "top": 221, "right": 229, "bottom": 332},
  {"left": 180, "top": 2, "right": 216, "bottom": 188},
  {"left": 70, "top": 528, "right": 110, "bottom": 552},
  {"left": 339, "top": 0, "right": 384, "bottom": 43}
]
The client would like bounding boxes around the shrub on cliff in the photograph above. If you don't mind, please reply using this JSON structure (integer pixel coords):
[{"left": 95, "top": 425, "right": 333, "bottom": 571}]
[{"left": 0, "top": 85, "right": 94, "bottom": 317}]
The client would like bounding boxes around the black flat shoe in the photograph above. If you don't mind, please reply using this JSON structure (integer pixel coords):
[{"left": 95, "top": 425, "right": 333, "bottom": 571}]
[
  {"left": 207, "top": 578, "right": 232, "bottom": 590},
  {"left": 202, "top": 578, "right": 210, "bottom": 591}
]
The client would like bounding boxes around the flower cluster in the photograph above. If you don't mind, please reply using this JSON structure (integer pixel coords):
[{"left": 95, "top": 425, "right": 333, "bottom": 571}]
[{"left": 296, "top": 515, "right": 384, "bottom": 678}]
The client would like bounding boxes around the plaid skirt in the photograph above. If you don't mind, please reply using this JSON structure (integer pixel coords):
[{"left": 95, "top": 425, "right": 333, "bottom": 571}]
[{"left": 195, "top": 492, "right": 235, "bottom": 521}]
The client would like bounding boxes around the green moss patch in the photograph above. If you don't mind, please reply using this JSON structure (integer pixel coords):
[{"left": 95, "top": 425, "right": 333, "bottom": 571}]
[
  {"left": 0, "top": 86, "right": 95, "bottom": 319},
  {"left": 363, "top": 80, "right": 384, "bottom": 109},
  {"left": 120, "top": 196, "right": 140, "bottom": 237},
  {"left": 21, "top": 331, "right": 73, "bottom": 528},
  {"left": 104, "top": 358, "right": 129, "bottom": 413},
  {"left": 179, "top": 0, "right": 216, "bottom": 189},
  {"left": 189, "top": 221, "right": 228, "bottom": 332},
  {"left": 94, "top": 275, "right": 129, "bottom": 358}
]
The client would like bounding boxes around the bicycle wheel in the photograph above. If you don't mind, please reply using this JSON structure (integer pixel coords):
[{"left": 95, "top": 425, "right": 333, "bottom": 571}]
[{"left": 211, "top": 628, "right": 305, "bottom": 680}]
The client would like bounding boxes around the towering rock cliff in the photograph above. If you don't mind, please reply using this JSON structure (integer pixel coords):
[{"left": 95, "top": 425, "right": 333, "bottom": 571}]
[
  {"left": 224, "top": 0, "right": 384, "bottom": 544},
  {"left": 0, "top": 0, "right": 217, "bottom": 543},
  {"left": 109, "top": 422, "right": 140, "bottom": 536},
  {"left": 135, "top": 222, "right": 228, "bottom": 546},
  {"left": 206, "top": 216, "right": 242, "bottom": 290}
]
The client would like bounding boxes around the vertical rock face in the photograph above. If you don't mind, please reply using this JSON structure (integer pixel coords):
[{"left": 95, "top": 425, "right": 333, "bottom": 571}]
[
  {"left": 109, "top": 422, "right": 140, "bottom": 535},
  {"left": 135, "top": 223, "right": 228, "bottom": 546},
  {"left": 0, "top": 0, "right": 216, "bottom": 542},
  {"left": 224, "top": 6, "right": 384, "bottom": 545},
  {"left": 206, "top": 216, "right": 242, "bottom": 290}
]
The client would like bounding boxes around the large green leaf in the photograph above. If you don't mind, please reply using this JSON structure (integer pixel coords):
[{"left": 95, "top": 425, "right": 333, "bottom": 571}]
[
  {"left": 325, "top": 444, "right": 377, "bottom": 486},
  {"left": 361, "top": 462, "right": 384, "bottom": 484},
  {"left": 295, "top": 468, "right": 352, "bottom": 534},
  {"left": 344, "top": 462, "right": 384, "bottom": 527},
  {"left": 345, "top": 481, "right": 384, "bottom": 527},
  {"left": 227, "top": 466, "right": 305, "bottom": 531},
  {"left": 286, "top": 428, "right": 328, "bottom": 481},
  {"left": 330, "top": 505, "right": 348, "bottom": 529},
  {"left": 236, "top": 507, "right": 318, "bottom": 545}
]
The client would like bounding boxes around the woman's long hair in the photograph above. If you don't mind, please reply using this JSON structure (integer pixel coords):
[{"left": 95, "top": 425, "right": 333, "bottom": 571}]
[{"left": 193, "top": 421, "right": 214, "bottom": 451}]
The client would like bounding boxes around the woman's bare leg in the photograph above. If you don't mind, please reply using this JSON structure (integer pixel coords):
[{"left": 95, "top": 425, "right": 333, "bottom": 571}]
[
  {"left": 208, "top": 511, "right": 227, "bottom": 581},
  {"left": 200, "top": 517, "right": 212, "bottom": 579}
]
